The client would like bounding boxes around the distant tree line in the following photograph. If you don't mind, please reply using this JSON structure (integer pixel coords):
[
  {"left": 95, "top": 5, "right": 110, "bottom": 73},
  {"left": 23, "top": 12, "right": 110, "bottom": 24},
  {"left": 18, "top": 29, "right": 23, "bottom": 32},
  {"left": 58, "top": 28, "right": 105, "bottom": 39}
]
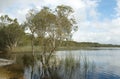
[{"left": 60, "top": 41, "right": 120, "bottom": 47}]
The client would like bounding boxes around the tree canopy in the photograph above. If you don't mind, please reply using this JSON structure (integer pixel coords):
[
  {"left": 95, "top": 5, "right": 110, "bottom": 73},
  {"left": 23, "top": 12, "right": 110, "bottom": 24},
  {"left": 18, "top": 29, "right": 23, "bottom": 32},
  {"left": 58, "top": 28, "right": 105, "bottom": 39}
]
[
  {"left": 0, "top": 15, "right": 24, "bottom": 51},
  {"left": 24, "top": 5, "right": 78, "bottom": 54}
]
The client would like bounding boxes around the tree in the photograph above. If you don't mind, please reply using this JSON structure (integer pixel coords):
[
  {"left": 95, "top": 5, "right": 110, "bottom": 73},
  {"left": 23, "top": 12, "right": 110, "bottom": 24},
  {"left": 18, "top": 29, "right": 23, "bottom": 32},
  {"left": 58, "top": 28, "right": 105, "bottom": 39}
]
[
  {"left": 24, "top": 9, "right": 37, "bottom": 55},
  {"left": 24, "top": 5, "right": 78, "bottom": 78},
  {"left": 55, "top": 5, "right": 78, "bottom": 40},
  {"left": 24, "top": 5, "right": 77, "bottom": 78},
  {"left": 0, "top": 15, "right": 24, "bottom": 51},
  {"left": 32, "top": 7, "right": 57, "bottom": 63}
]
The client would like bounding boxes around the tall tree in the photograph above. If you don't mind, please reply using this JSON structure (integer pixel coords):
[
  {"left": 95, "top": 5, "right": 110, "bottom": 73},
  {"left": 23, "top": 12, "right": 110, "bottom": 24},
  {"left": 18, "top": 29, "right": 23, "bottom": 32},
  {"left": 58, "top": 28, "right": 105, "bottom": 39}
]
[
  {"left": 26, "top": 5, "right": 78, "bottom": 78},
  {"left": 24, "top": 9, "right": 37, "bottom": 55},
  {"left": 55, "top": 5, "right": 78, "bottom": 41},
  {"left": 0, "top": 15, "right": 24, "bottom": 51},
  {"left": 32, "top": 7, "right": 57, "bottom": 67}
]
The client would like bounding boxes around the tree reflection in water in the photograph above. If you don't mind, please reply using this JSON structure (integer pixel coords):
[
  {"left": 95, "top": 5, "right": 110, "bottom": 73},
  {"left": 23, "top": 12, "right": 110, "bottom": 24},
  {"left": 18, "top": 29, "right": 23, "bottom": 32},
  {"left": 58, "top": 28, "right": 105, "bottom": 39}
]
[{"left": 23, "top": 54, "right": 95, "bottom": 79}]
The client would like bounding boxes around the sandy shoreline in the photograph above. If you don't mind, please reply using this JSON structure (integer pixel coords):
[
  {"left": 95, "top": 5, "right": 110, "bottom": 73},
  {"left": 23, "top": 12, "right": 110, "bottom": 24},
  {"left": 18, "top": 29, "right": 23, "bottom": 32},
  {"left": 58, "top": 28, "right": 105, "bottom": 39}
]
[{"left": 0, "top": 64, "right": 23, "bottom": 79}]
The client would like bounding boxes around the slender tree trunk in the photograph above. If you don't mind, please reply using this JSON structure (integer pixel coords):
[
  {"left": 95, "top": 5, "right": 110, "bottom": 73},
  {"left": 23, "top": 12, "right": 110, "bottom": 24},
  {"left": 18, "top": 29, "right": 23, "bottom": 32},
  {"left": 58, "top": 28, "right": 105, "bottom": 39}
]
[{"left": 31, "top": 34, "right": 34, "bottom": 56}]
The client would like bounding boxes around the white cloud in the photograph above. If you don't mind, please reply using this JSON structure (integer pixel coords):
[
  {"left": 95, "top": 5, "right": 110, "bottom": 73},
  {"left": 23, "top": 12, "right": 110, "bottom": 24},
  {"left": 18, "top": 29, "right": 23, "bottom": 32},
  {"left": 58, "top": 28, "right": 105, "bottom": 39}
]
[
  {"left": 116, "top": 0, "right": 120, "bottom": 17},
  {"left": 73, "top": 0, "right": 120, "bottom": 44},
  {"left": 0, "top": 0, "right": 16, "bottom": 11},
  {"left": 0, "top": 0, "right": 99, "bottom": 23},
  {"left": 85, "top": 0, "right": 100, "bottom": 20},
  {"left": 73, "top": 16, "right": 120, "bottom": 44},
  {"left": 0, "top": 0, "right": 120, "bottom": 44}
]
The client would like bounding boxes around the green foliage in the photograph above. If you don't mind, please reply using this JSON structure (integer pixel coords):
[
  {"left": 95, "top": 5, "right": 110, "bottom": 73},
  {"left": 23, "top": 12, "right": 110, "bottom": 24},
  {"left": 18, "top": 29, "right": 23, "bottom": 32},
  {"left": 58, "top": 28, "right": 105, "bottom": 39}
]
[
  {"left": 22, "top": 54, "right": 34, "bottom": 67},
  {"left": 0, "top": 15, "right": 24, "bottom": 51},
  {"left": 23, "top": 5, "right": 78, "bottom": 66},
  {"left": 60, "top": 41, "right": 120, "bottom": 47},
  {"left": 22, "top": 5, "right": 78, "bottom": 78},
  {"left": 64, "top": 54, "right": 78, "bottom": 71},
  {"left": 18, "top": 33, "right": 32, "bottom": 46}
]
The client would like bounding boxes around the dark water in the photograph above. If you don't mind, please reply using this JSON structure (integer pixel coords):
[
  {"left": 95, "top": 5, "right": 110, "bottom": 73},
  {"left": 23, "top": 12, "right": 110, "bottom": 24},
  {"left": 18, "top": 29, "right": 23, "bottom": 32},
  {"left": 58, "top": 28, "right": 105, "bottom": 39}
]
[{"left": 24, "top": 47, "right": 120, "bottom": 79}]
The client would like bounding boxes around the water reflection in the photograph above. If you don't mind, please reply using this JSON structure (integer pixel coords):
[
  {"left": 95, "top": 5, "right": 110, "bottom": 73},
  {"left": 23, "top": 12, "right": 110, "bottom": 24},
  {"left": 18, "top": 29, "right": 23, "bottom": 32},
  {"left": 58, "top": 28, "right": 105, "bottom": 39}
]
[
  {"left": 23, "top": 54, "right": 93, "bottom": 79},
  {"left": 23, "top": 48, "right": 120, "bottom": 79}
]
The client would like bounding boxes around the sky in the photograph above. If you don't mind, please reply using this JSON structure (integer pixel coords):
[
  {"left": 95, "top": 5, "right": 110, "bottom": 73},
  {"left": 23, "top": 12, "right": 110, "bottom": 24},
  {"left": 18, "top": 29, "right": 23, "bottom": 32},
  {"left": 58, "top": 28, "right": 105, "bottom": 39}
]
[{"left": 0, "top": 0, "right": 120, "bottom": 44}]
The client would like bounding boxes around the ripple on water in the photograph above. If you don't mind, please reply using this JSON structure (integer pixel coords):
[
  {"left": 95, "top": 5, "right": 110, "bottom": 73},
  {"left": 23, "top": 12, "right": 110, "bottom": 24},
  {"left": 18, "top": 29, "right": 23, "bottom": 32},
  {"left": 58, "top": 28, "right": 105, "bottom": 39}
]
[{"left": 87, "top": 72, "right": 120, "bottom": 79}]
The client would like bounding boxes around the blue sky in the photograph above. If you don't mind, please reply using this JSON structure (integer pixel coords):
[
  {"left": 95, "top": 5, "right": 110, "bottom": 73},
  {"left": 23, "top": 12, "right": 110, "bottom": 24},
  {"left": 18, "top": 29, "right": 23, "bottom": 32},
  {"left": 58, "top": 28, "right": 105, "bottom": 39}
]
[
  {"left": 0, "top": 0, "right": 120, "bottom": 44},
  {"left": 97, "top": 0, "right": 117, "bottom": 20},
  {"left": 84, "top": 0, "right": 117, "bottom": 22}
]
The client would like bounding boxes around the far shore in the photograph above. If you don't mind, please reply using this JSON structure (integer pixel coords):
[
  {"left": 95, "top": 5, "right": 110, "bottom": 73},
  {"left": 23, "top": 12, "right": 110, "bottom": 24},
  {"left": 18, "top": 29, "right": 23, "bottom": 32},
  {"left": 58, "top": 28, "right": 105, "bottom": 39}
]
[{"left": 1, "top": 46, "right": 120, "bottom": 55}]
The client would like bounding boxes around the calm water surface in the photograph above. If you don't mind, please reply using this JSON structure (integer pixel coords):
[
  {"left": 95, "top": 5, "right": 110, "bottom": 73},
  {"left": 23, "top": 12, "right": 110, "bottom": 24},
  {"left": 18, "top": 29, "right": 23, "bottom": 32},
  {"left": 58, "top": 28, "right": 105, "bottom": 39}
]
[
  {"left": 56, "top": 47, "right": 120, "bottom": 79},
  {"left": 23, "top": 47, "right": 120, "bottom": 79}
]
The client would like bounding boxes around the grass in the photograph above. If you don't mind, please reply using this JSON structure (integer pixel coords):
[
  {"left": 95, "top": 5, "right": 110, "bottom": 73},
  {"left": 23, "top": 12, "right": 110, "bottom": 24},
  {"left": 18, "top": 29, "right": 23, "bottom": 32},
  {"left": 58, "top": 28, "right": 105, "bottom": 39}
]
[
  {"left": 12, "top": 46, "right": 41, "bottom": 54},
  {"left": 12, "top": 46, "right": 96, "bottom": 54}
]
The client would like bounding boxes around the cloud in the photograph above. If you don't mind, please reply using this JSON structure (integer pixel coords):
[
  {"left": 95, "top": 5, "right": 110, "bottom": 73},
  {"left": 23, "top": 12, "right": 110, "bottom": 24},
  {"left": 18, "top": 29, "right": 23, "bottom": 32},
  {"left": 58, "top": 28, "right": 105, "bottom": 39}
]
[
  {"left": 73, "top": 0, "right": 120, "bottom": 44},
  {"left": 85, "top": 0, "right": 100, "bottom": 20},
  {"left": 0, "top": 0, "right": 99, "bottom": 22},
  {"left": 0, "top": 0, "right": 45, "bottom": 23},
  {"left": 0, "top": 0, "right": 16, "bottom": 12},
  {"left": 0, "top": 0, "right": 120, "bottom": 44},
  {"left": 73, "top": 16, "right": 120, "bottom": 44},
  {"left": 115, "top": 0, "right": 120, "bottom": 17}
]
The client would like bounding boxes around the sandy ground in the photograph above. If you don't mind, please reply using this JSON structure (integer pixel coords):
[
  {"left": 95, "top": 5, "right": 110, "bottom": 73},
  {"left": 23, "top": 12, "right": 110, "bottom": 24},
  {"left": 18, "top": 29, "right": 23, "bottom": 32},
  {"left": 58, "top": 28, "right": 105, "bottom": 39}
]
[
  {"left": 0, "top": 65, "right": 23, "bottom": 79},
  {"left": 0, "top": 68, "right": 10, "bottom": 79}
]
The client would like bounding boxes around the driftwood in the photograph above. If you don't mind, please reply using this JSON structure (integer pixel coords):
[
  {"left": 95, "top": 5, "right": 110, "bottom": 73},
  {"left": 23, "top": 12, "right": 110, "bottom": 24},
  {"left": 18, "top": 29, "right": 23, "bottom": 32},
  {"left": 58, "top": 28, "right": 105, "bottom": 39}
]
[{"left": 0, "top": 58, "right": 14, "bottom": 67}]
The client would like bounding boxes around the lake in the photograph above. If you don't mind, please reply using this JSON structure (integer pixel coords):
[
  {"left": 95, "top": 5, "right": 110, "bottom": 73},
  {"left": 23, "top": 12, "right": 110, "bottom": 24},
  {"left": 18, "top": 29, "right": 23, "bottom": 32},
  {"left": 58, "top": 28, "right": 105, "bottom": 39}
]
[
  {"left": 56, "top": 47, "right": 120, "bottom": 79},
  {"left": 2, "top": 47, "right": 120, "bottom": 79}
]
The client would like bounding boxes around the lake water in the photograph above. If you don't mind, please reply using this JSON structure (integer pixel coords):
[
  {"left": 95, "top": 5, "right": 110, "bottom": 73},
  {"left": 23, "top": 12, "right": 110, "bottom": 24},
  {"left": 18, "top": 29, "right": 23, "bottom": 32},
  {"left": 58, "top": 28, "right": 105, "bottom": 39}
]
[
  {"left": 56, "top": 47, "right": 120, "bottom": 79},
  {"left": 1, "top": 48, "right": 120, "bottom": 79},
  {"left": 23, "top": 47, "right": 120, "bottom": 79}
]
